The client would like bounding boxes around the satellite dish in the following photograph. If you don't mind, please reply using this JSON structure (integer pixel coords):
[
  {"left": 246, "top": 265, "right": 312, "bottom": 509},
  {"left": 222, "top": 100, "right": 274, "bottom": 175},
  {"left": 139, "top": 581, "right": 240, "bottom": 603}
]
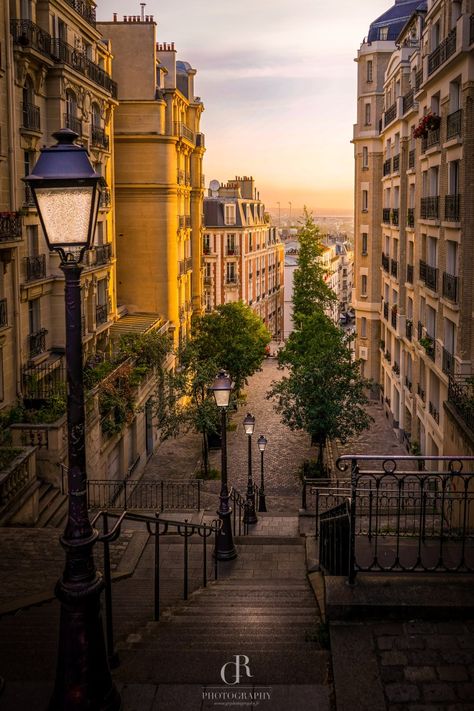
[{"left": 209, "top": 179, "right": 220, "bottom": 197}]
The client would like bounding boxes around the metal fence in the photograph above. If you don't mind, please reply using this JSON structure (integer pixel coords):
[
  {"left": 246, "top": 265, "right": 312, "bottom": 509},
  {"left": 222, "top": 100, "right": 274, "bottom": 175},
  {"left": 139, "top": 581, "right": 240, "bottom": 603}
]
[
  {"left": 319, "top": 500, "right": 351, "bottom": 576},
  {"left": 87, "top": 478, "right": 202, "bottom": 512}
]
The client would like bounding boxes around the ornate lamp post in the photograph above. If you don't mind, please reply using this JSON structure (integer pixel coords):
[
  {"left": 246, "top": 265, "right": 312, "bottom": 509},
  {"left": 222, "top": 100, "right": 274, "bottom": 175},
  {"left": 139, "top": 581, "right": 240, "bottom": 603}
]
[
  {"left": 257, "top": 435, "right": 268, "bottom": 512},
  {"left": 210, "top": 370, "right": 237, "bottom": 560},
  {"left": 24, "top": 129, "right": 120, "bottom": 711},
  {"left": 243, "top": 413, "right": 257, "bottom": 524}
]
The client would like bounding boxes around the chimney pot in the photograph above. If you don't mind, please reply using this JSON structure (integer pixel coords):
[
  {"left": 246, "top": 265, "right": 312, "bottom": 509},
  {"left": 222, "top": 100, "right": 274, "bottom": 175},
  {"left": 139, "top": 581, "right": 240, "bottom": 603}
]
[{"left": 113, "top": 12, "right": 117, "bottom": 21}]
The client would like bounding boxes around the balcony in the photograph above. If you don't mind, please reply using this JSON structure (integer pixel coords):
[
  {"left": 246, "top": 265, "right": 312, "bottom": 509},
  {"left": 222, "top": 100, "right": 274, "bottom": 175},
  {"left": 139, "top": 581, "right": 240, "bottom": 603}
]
[
  {"left": 392, "top": 154, "right": 400, "bottom": 172},
  {"left": 225, "top": 246, "right": 239, "bottom": 257},
  {"left": 446, "top": 109, "right": 462, "bottom": 140},
  {"left": 96, "top": 304, "right": 108, "bottom": 326},
  {"left": 417, "top": 384, "right": 426, "bottom": 402},
  {"left": 381, "top": 253, "right": 389, "bottom": 272},
  {"left": 445, "top": 194, "right": 460, "bottom": 222},
  {"left": 384, "top": 350, "right": 391, "bottom": 363},
  {"left": 420, "top": 333, "right": 435, "bottom": 361},
  {"left": 94, "top": 243, "right": 112, "bottom": 266},
  {"left": 405, "top": 376, "right": 412, "bottom": 392},
  {"left": 0, "top": 299, "right": 7, "bottom": 328},
  {"left": 428, "top": 28, "right": 456, "bottom": 76},
  {"left": 196, "top": 133, "right": 205, "bottom": 148},
  {"left": 407, "top": 264, "right": 414, "bottom": 283},
  {"left": 392, "top": 361, "right": 400, "bottom": 376},
  {"left": 415, "top": 68, "right": 423, "bottom": 91},
  {"left": 50, "top": 39, "right": 117, "bottom": 97},
  {"left": 25, "top": 254, "right": 46, "bottom": 281},
  {"left": 442, "top": 272, "right": 458, "bottom": 303},
  {"left": 429, "top": 401, "right": 440, "bottom": 424},
  {"left": 391, "top": 208, "right": 399, "bottom": 227},
  {"left": 64, "top": 0, "right": 96, "bottom": 26},
  {"left": 28, "top": 328, "right": 47, "bottom": 358},
  {"left": 204, "top": 276, "right": 212, "bottom": 286},
  {"left": 174, "top": 122, "right": 194, "bottom": 143},
  {"left": 185, "top": 257, "right": 193, "bottom": 272},
  {"left": 64, "top": 113, "right": 82, "bottom": 137},
  {"left": 448, "top": 375, "right": 474, "bottom": 434},
  {"left": 420, "top": 196, "right": 439, "bottom": 220},
  {"left": 384, "top": 103, "right": 397, "bottom": 127},
  {"left": 185, "top": 216, "right": 191, "bottom": 228},
  {"left": 422, "top": 127, "right": 440, "bottom": 151},
  {"left": 177, "top": 170, "right": 185, "bottom": 185},
  {"left": 21, "top": 102, "right": 40, "bottom": 131},
  {"left": 408, "top": 149, "right": 415, "bottom": 169},
  {"left": 390, "top": 259, "right": 398, "bottom": 278},
  {"left": 383, "top": 159, "right": 391, "bottom": 176},
  {"left": 0, "top": 212, "right": 22, "bottom": 243},
  {"left": 225, "top": 277, "right": 239, "bottom": 286},
  {"left": 442, "top": 347, "right": 455, "bottom": 376},
  {"left": 419, "top": 260, "right": 438, "bottom": 292},
  {"left": 10, "top": 20, "right": 51, "bottom": 57},
  {"left": 407, "top": 208, "right": 415, "bottom": 228},
  {"left": 100, "top": 187, "right": 111, "bottom": 209},
  {"left": 471, "top": 14, "right": 474, "bottom": 44},
  {"left": 391, "top": 308, "right": 397, "bottom": 329},
  {"left": 383, "top": 302, "right": 389, "bottom": 320},
  {"left": 402, "top": 89, "right": 414, "bottom": 114},
  {"left": 417, "top": 321, "right": 423, "bottom": 341},
  {"left": 24, "top": 185, "right": 35, "bottom": 209},
  {"left": 91, "top": 126, "right": 109, "bottom": 150},
  {"left": 406, "top": 320, "right": 413, "bottom": 340},
  {"left": 178, "top": 215, "right": 186, "bottom": 230},
  {"left": 382, "top": 208, "right": 391, "bottom": 224}
]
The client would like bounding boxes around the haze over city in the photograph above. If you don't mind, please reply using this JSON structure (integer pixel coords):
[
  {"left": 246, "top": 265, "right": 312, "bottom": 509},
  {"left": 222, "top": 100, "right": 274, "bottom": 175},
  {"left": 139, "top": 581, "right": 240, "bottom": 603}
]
[{"left": 97, "top": 0, "right": 392, "bottom": 212}]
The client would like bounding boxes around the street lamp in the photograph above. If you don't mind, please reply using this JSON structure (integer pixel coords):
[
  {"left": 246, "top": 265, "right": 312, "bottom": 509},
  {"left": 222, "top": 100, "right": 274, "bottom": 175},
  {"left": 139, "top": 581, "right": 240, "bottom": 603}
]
[
  {"left": 24, "top": 129, "right": 120, "bottom": 710},
  {"left": 210, "top": 370, "right": 237, "bottom": 560},
  {"left": 243, "top": 413, "right": 257, "bottom": 524},
  {"left": 257, "top": 435, "right": 268, "bottom": 512}
]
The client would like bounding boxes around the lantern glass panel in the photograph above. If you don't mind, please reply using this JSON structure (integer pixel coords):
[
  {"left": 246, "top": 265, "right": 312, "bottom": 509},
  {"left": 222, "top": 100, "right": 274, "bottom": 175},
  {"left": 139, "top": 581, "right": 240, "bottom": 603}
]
[
  {"left": 213, "top": 388, "right": 230, "bottom": 408},
  {"left": 35, "top": 186, "right": 94, "bottom": 246}
]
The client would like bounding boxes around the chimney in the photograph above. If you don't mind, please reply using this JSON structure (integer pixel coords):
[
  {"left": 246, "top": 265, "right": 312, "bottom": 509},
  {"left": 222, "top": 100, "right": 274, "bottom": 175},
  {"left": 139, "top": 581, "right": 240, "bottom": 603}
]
[
  {"left": 140, "top": 3, "right": 146, "bottom": 20},
  {"left": 113, "top": 12, "right": 117, "bottom": 21}
]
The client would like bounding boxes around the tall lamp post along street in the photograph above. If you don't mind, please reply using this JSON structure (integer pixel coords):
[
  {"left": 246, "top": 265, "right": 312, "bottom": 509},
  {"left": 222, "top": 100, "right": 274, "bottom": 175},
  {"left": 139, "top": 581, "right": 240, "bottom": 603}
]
[
  {"left": 24, "top": 129, "right": 120, "bottom": 711},
  {"left": 257, "top": 435, "right": 268, "bottom": 512},
  {"left": 243, "top": 413, "right": 258, "bottom": 524},
  {"left": 211, "top": 371, "right": 237, "bottom": 560}
]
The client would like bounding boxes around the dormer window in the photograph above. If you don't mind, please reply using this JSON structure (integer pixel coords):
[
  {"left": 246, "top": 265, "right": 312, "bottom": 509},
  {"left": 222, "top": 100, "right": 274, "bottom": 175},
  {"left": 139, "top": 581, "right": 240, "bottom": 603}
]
[
  {"left": 225, "top": 203, "right": 236, "bottom": 225},
  {"left": 379, "top": 26, "right": 389, "bottom": 41}
]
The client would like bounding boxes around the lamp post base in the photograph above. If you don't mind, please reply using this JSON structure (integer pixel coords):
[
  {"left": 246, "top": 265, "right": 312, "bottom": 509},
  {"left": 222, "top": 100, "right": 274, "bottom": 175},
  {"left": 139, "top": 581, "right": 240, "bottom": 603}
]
[
  {"left": 243, "top": 494, "right": 258, "bottom": 525},
  {"left": 215, "top": 508, "right": 237, "bottom": 560},
  {"left": 258, "top": 494, "right": 267, "bottom": 513}
]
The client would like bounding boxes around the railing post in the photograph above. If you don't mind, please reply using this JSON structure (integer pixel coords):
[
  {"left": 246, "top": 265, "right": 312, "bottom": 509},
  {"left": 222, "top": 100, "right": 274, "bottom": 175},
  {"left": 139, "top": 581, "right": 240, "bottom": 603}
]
[
  {"left": 183, "top": 521, "right": 189, "bottom": 601},
  {"left": 214, "top": 523, "right": 218, "bottom": 580},
  {"left": 368, "top": 482, "right": 373, "bottom": 542},
  {"left": 123, "top": 480, "right": 127, "bottom": 510},
  {"left": 154, "top": 514, "right": 160, "bottom": 621},
  {"left": 348, "top": 458, "right": 358, "bottom": 584},
  {"left": 302, "top": 479, "right": 307, "bottom": 511},
  {"left": 197, "top": 479, "right": 201, "bottom": 511},
  {"left": 160, "top": 480, "right": 164, "bottom": 512},
  {"left": 203, "top": 527, "right": 207, "bottom": 588},
  {"left": 315, "top": 488, "right": 320, "bottom": 539},
  {"left": 102, "top": 513, "right": 119, "bottom": 668}
]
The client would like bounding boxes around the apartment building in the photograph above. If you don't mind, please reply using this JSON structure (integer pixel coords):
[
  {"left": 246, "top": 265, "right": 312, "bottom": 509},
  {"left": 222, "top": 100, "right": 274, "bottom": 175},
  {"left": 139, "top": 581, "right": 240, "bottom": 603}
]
[
  {"left": 354, "top": 0, "right": 474, "bottom": 457},
  {"left": 97, "top": 16, "right": 205, "bottom": 349},
  {"left": 203, "top": 177, "right": 284, "bottom": 340}
]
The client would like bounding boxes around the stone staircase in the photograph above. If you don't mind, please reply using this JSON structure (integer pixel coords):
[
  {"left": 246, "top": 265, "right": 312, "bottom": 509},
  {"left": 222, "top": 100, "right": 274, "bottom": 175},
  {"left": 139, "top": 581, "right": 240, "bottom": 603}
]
[
  {"left": 114, "top": 531, "right": 332, "bottom": 710},
  {"left": 36, "top": 482, "right": 68, "bottom": 528}
]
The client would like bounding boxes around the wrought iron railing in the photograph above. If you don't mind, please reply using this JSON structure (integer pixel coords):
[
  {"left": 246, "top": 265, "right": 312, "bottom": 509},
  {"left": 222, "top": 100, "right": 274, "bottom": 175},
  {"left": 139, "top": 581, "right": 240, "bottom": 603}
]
[
  {"left": 407, "top": 263, "right": 414, "bottom": 283},
  {"left": 87, "top": 479, "right": 202, "bottom": 511},
  {"left": 417, "top": 320, "right": 423, "bottom": 342},
  {"left": 405, "top": 376, "right": 412, "bottom": 392},
  {"left": 392, "top": 154, "right": 400, "bottom": 172},
  {"left": 28, "top": 328, "right": 47, "bottom": 358},
  {"left": 408, "top": 149, "right": 415, "bottom": 169},
  {"left": 429, "top": 401, "right": 440, "bottom": 423},
  {"left": 419, "top": 260, "right": 438, "bottom": 292},
  {"left": 94, "top": 243, "right": 112, "bottom": 266},
  {"left": 100, "top": 188, "right": 112, "bottom": 209},
  {"left": 391, "top": 208, "right": 399, "bottom": 226},
  {"left": 405, "top": 320, "right": 413, "bottom": 341},
  {"left": 384, "top": 103, "right": 397, "bottom": 127},
  {"left": 0, "top": 212, "right": 22, "bottom": 242},
  {"left": 174, "top": 122, "right": 194, "bottom": 143},
  {"left": 319, "top": 500, "right": 351, "bottom": 576},
  {"left": 415, "top": 68, "right": 423, "bottom": 90},
  {"left": 390, "top": 259, "right": 398, "bottom": 278},
  {"left": 445, "top": 194, "right": 460, "bottom": 221},
  {"left": 25, "top": 254, "right": 46, "bottom": 281},
  {"left": 91, "top": 126, "right": 109, "bottom": 150},
  {"left": 407, "top": 208, "right": 415, "bottom": 228},
  {"left": 51, "top": 39, "right": 117, "bottom": 97},
  {"left": 225, "top": 246, "right": 239, "bottom": 256},
  {"left": 96, "top": 303, "right": 108, "bottom": 325},
  {"left": 21, "top": 102, "right": 40, "bottom": 131},
  {"left": 447, "top": 109, "right": 462, "bottom": 139},
  {"left": 402, "top": 89, "right": 414, "bottom": 114},
  {"left": 448, "top": 376, "right": 474, "bottom": 434},
  {"left": 420, "top": 196, "right": 439, "bottom": 219},
  {"left": 442, "top": 347, "right": 455, "bottom": 376},
  {"left": 63, "top": 113, "right": 82, "bottom": 136},
  {"left": 428, "top": 28, "right": 456, "bottom": 75},
  {"left": 442, "top": 272, "right": 458, "bottom": 303},
  {"left": 383, "top": 159, "right": 391, "bottom": 176},
  {"left": 383, "top": 302, "right": 389, "bottom": 320},
  {"left": 10, "top": 19, "right": 51, "bottom": 56},
  {"left": 64, "top": 0, "right": 96, "bottom": 26},
  {"left": 422, "top": 127, "right": 440, "bottom": 151},
  {"left": 22, "top": 358, "right": 65, "bottom": 402},
  {"left": 391, "top": 308, "right": 397, "bottom": 329},
  {"left": 382, "top": 208, "right": 391, "bottom": 224},
  {"left": 0, "top": 299, "right": 7, "bottom": 329},
  {"left": 381, "top": 253, "right": 389, "bottom": 272}
]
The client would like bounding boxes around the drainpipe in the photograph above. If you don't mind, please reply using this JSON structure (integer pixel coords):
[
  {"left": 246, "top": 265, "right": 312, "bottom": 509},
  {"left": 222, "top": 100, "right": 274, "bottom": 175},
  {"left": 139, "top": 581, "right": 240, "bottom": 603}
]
[{"left": 5, "top": 1, "right": 23, "bottom": 398}]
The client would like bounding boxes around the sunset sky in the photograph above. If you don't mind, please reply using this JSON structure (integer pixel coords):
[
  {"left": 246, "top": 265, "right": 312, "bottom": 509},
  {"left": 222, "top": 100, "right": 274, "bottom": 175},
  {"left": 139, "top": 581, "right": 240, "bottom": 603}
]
[{"left": 98, "top": 0, "right": 393, "bottom": 212}]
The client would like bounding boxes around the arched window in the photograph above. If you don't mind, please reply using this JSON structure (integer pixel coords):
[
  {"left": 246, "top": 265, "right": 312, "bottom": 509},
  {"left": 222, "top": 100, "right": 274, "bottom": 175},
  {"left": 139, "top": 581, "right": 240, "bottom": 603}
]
[
  {"left": 91, "top": 103, "right": 101, "bottom": 129},
  {"left": 65, "top": 90, "right": 81, "bottom": 135},
  {"left": 22, "top": 76, "right": 38, "bottom": 130}
]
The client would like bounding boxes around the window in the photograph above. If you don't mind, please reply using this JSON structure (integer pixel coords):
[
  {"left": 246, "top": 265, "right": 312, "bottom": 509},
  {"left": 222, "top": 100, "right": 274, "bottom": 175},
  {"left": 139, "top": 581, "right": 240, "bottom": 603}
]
[
  {"left": 362, "top": 146, "right": 368, "bottom": 168},
  {"left": 361, "top": 233, "right": 368, "bottom": 255},
  {"left": 449, "top": 160, "right": 460, "bottom": 195},
  {"left": 362, "top": 190, "right": 368, "bottom": 212},
  {"left": 226, "top": 262, "right": 236, "bottom": 284},
  {"left": 366, "top": 60, "right": 373, "bottom": 83},
  {"left": 361, "top": 275, "right": 368, "bottom": 296},
  {"left": 379, "top": 26, "right": 389, "bottom": 41},
  {"left": 446, "top": 241, "right": 457, "bottom": 275},
  {"left": 444, "top": 318, "right": 455, "bottom": 353},
  {"left": 66, "top": 90, "right": 77, "bottom": 121},
  {"left": 364, "top": 103, "right": 371, "bottom": 125},
  {"left": 449, "top": 80, "right": 461, "bottom": 112},
  {"left": 28, "top": 298, "right": 41, "bottom": 335},
  {"left": 361, "top": 317, "right": 367, "bottom": 338},
  {"left": 92, "top": 103, "right": 101, "bottom": 129},
  {"left": 27, "top": 225, "right": 39, "bottom": 256},
  {"left": 427, "top": 236, "right": 437, "bottom": 268},
  {"left": 226, "top": 233, "right": 236, "bottom": 255},
  {"left": 203, "top": 234, "right": 211, "bottom": 253},
  {"left": 97, "top": 279, "right": 107, "bottom": 307},
  {"left": 224, "top": 203, "right": 236, "bottom": 225}
]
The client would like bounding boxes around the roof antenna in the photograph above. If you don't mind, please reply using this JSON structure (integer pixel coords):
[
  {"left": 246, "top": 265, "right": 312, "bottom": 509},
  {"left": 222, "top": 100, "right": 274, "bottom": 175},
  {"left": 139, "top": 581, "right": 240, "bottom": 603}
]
[{"left": 140, "top": 3, "right": 146, "bottom": 20}]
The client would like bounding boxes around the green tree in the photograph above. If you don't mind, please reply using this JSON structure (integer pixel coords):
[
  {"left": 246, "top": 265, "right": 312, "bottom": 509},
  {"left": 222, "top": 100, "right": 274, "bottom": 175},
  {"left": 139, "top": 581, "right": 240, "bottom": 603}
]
[
  {"left": 268, "top": 312, "right": 372, "bottom": 471},
  {"left": 292, "top": 208, "right": 336, "bottom": 322}
]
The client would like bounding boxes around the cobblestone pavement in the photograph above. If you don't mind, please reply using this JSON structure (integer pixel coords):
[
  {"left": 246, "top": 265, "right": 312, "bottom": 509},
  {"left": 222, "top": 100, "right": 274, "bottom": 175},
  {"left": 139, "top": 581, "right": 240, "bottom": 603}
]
[
  {"left": 372, "top": 619, "right": 474, "bottom": 710},
  {"left": 0, "top": 527, "right": 134, "bottom": 608}
]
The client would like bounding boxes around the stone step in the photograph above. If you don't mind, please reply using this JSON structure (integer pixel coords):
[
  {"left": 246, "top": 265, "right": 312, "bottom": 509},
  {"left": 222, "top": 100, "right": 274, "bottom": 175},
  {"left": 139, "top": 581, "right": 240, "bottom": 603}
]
[
  {"left": 36, "top": 485, "right": 68, "bottom": 528},
  {"left": 169, "top": 606, "right": 318, "bottom": 616}
]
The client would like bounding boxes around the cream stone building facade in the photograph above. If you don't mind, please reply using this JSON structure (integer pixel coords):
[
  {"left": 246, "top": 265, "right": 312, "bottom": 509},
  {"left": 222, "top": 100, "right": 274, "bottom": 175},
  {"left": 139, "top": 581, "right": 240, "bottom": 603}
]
[
  {"left": 97, "top": 16, "right": 205, "bottom": 349},
  {"left": 354, "top": 0, "right": 474, "bottom": 457},
  {"left": 202, "top": 177, "right": 284, "bottom": 340}
]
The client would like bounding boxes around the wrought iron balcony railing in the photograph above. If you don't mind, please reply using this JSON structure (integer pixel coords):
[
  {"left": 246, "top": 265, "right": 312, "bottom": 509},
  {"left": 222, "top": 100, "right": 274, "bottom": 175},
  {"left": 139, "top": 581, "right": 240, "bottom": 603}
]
[
  {"left": 99, "top": 187, "right": 111, "bottom": 209},
  {"left": 408, "top": 149, "right": 415, "bottom": 169},
  {"left": 94, "top": 243, "right": 112, "bottom": 265},
  {"left": 381, "top": 253, "right": 389, "bottom": 272},
  {"left": 29, "top": 328, "right": 47, "bottom": 358},
  {"left": 429, "top": 401, "right": 440, "bottom": 423},
  {"left": 405, "top": 376, "right": 412, "bottom": 391},
  {"left": 25, "top": 254, "right": 46, "bottom": 281},
  {"left": 420, "top": 196, "right": 439, "bottom": 219},
  {"left": 21, "top": 102, "right": 40, "bottom": 131},
  {"left": 225, "top": 246, "right": 239, "bottom": 256},
  {"left": 419, "top": 260, "right": 438, "bottom": 292},
  {"left": 64, "top": 0, "right": 96, "bottom": 26},
  {"left": 407, "top": 208, "right": 415, "bottom": 228},
  {"left": 442, "top": 272, "right": 458, "bottom": 303},
  {"left": 447, "top": 109, "right": 462, "bottom": 140},
  {"left": 24, "top": 185, "right": 35, "bottom": 208},
  {"left": 383, "top": 159, "right": 391, "bottom": 176},
  {"left": 384, "top": 103, "right": 397, "bottom": 127},
  {"left": 0, "top": 298, "right": 7, "bottom": 328},
  {"left": 382, "top": 208, "right": 391, "bottom": 224},
  {"left": 196, "top": 133, "right": 205, "bottom": 148},
  {"left": 0, "top": 212, "right": 22, "bottom": 242},
  {"left": 415, "top": 68, "right": 423, "bottom": 90},
  {"left": 96, "top": 304, "right": 108, "bottom": 325},
  {"left": 63, "top": 113, "right": 82, "bottom": 136},
  {"left": 448, "top": 375, "right": 474, "bottom": 434},
  {"left": 91, "top": 126, "right": 109, "bottom": 150},
  {"left": 407, "top": 264, "right": 414, "bottom": 283},
  {"left": 406, "top": 320, "right": 413, "bottom": 340},
  {"left": 422, "top": 126, "right": 440, "bottom": 151},
  {"left": 51, "top": 39, "right": 117, "bottom": 98},
  {"left": 391, "top": 208, "right": 399, "bottom": 226},
  {"left": 428, "top": 28, "right": 456, "bottom": 76},
  {"left": 442, "top": 347, "right": 455, "bottom": 376},
  {"left": 402, "top": 89, "right": 414, "bottom": 114},
  {"left": 391, "top": 308, "right": 397, "bottom": 329},
  {"left": 10, "top": 19, "right": 51, "bottom": 57},
  {"left": 445, "top": 194, "right": 460, "bottom": 221},
  {"left": 174, "top": 122, "right": 194, "bottom": 143},
  {"left": 392, "top": 154, "right": 400, "bottom": 172},
  {"left": 390, "top": 259, "right": 398, "bottom": 278},
  {"left": 417, "top": 321, "right": 423, "bottom": 341},
  {"left": 225, "top": 276, "right": 238, "bottom": 286},
  {"left": 383, "top": 302, "right": 389, "bottom": 320}
]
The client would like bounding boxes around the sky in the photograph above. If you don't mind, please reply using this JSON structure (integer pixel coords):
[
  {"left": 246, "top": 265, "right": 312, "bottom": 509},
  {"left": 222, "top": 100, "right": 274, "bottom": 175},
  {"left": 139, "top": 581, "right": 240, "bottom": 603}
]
[{"left": 97, "top": 0, "right": 393, "bottom": 213}]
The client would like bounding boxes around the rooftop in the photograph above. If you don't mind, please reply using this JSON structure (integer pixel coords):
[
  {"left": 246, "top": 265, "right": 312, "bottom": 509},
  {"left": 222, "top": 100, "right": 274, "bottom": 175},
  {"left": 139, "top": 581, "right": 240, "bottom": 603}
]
[{"left": 367, "top": 0, "right": 426, "bottom": 42}]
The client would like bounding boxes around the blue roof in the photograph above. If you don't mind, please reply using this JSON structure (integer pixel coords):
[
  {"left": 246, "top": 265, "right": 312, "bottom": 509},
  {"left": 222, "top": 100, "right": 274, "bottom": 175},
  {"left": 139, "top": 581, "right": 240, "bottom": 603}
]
[{"left": 368, "top": 0, "right": 426, "bottom": 42}]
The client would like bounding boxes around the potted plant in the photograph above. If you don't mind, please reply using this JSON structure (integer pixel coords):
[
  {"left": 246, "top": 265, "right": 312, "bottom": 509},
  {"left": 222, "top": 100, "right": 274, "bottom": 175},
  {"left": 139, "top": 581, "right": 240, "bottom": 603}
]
[{"left": 413, "top": 113, "right": 441, "bottom": 139}]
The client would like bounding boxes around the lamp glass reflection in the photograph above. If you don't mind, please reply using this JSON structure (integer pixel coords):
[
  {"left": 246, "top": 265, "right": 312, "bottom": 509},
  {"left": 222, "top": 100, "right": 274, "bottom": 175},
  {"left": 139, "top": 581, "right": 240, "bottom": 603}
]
[{"left": 35, "top": 186, "right": 94, "bottom": 247}]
